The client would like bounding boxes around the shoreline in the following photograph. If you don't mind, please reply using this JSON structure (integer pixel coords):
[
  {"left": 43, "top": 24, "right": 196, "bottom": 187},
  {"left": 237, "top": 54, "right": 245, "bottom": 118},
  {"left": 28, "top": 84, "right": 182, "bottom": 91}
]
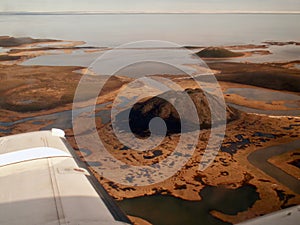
[{"left": 1, "top": 36, "right": 300, "bottom": 66}]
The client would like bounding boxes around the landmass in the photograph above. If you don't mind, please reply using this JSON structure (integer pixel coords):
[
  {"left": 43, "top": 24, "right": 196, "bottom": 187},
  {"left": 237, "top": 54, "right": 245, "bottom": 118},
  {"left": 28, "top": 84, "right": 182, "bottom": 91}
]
[
  {"left": 0, "top": 36, "right": 61, "bottom": 47},
  {"left": 196, "top": 47, "right": 244, "bottom": 58},
  {"left": 262, "top": 41, "right": 300, "bottom": 46},
  {"left": 0, "top": 36, "right": 300, "bottom": 225}
]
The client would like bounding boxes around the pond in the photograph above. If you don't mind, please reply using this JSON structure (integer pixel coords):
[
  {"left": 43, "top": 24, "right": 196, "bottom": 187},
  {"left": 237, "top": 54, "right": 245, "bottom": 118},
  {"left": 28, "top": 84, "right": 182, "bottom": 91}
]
[{"left": 118, "top": 185, "right": 259, "bottom": 225}]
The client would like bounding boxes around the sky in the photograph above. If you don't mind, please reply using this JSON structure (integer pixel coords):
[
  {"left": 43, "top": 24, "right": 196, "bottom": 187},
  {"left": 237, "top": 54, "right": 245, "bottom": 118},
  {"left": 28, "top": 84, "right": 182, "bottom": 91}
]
[{"left": 0, "top": 0, "right": 300, "bottom": 13}]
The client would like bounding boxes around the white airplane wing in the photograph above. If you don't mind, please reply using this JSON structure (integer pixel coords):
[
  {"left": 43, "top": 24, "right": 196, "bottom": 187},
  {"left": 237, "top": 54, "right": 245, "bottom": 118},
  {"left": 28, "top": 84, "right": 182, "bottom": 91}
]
[{"left": 0, "top": 129, "right": 131, "bottom": 225}]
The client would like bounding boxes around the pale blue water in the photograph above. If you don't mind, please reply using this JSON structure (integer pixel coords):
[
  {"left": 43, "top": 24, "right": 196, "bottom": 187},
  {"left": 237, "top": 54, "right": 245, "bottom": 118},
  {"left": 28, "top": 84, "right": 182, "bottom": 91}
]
[
  {"left": 0, "top": 14, "right": 299, "bottom": 47},
  {"left": 1, "top": 14, "right": 298, "bottom": 67}
]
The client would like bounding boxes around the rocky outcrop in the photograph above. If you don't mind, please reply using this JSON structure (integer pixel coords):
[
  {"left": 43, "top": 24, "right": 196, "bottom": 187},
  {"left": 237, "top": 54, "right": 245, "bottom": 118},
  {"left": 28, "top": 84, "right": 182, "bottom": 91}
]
[
  {"left": 196, "top": 47, "right": 243, "bottom": 58},
  {"left": 115, "top": 88, "right": 240, "bottom": 136}
]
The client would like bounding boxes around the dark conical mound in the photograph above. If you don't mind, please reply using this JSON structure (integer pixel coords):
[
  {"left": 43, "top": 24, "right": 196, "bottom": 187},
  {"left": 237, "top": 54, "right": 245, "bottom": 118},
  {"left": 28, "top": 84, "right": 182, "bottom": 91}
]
[
  {"left": 196, "top": 47, "right": 244, "bottom": 58},
  {"left": 115, "top": 88, "right": 240, "bottom": 136}
]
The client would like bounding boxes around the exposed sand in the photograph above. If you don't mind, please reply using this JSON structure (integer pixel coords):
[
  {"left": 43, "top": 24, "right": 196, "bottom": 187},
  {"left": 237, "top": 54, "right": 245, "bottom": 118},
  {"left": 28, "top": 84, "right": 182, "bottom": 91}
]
[{"left": 128, "top": 216, "right": 152, "bottom": 225}]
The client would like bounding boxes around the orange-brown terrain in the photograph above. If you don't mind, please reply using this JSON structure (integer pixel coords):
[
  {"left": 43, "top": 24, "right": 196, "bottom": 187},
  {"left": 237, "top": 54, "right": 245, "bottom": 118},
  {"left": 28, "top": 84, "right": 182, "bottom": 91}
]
[{"left": 0, "top": 37, "right": 300, "bottom": 225}]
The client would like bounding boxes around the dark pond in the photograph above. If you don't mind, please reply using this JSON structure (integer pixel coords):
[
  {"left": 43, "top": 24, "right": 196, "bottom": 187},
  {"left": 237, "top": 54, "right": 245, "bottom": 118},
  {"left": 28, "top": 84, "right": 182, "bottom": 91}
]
[{"left": 118, "top": 185, "right": 259, "bottom": 225}]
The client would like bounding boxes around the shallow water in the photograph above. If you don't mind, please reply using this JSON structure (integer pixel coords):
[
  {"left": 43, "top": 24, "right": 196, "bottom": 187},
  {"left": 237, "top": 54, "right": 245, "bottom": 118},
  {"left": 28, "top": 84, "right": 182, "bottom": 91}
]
[
  {"left": 22, "top": 50, "right": 101, "bottom": 67},
  {"left": 1, "top": 14, "right": 300, "bottom": 47},
  {"left": 295, "top": 63, "right": 300, "bottom": 69},
  {"left": 118, "top": 185, "right": 259, "bottom": 225},
  {"left": 215, "top": 45, "right": 300, "bottom": 63},
  {"left": 0, "top": 47, "right": 6, "bottom": 53},
  {"left": 2, "top": 14, "right": 298, "bottom": 68},
  {"left": 0, "top": 102, "right": 111, "bottom": 133},
  {"left": 227, "top": 103, "right": 300, "bottom": 116},
  {"left": 22, "top": 48, "right": 200, "bottom": 77},
  {"left": 0, "top": 128, "right": 11, "bottom": 133},
  {"left": 225, "top": 88, "right": 300, "bottom": 102},
  {"left": 21, "top": 45, "right": 300, "bottom": 70},
  {"left": 225, "top": 88, "right": 300, "bottom": 115},
  {"left": 248, "top": 139, "right": 300, "bottom": 194}
]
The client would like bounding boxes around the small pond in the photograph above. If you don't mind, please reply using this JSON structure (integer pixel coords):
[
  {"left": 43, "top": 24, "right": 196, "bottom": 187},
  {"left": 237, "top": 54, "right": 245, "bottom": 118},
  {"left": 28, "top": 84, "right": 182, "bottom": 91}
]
[{"left": 118, "top": 185, "right": 259, "bottom": 225}]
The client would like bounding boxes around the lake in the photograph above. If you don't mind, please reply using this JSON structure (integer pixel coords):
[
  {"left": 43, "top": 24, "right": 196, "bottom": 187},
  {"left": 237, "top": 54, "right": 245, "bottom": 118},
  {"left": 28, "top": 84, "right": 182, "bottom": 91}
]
[
  {"left": 118, "top": 185, "right": 260, "bottom": 225},
  {"left": 1, "top": 14, "right": 299, "bottom": 47},
  {"left": 0, "top": 14, "right": 299, "bottom": 67}
]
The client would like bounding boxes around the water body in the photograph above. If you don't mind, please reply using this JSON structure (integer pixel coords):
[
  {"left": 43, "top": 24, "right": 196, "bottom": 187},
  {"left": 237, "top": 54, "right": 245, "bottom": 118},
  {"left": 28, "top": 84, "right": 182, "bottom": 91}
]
[
  {"left": 0, "top": 47, "right": 6, "bottom": 53},
  {"left": 118, "top": 185, "right": 259, "bottom": 225},
  {"left": 227, "top": 103, "right": 300, "bottom": 116},
  {"left": 1, "top": 14, "right": 299, "bottom": 47},
  {"left": 22, "top": 49, "right": 199, "bottom": 76},
  {"left": 21, "top": 45, "right": 300, "bottom": 67},
  {"left": 225, "top": 88, "right": 300, "bottom": 115},
  {"left": 295, "top": 64, "right": 300, "bottom": 70},
  {"left": 208, "top": 45, "right": 300, "bottom": 64},
  {"left": 225, "top": 88, "right": 300, "bottom": 102},
  {"left": 248, "top": 139, "right": 300, "bottom": 194},
  {"left": 1, "top": 14, "right": 299, "bottom": 67},
  {"left": 0, "top": 102, "right": 110, "bottom": 133}
]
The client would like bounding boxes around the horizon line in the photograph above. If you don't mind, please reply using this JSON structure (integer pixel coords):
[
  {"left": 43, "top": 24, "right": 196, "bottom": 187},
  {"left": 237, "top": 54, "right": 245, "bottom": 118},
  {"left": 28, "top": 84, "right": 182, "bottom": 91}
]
[{"left": 1, "top": 10, "right": 300, "bottom": 15}]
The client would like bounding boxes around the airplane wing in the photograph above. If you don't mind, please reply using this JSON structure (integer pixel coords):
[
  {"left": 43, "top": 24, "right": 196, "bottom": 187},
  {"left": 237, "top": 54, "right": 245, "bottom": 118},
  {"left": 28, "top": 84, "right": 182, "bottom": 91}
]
[{"left": 0, "top": 129, "right": 131, "bottom": 225}]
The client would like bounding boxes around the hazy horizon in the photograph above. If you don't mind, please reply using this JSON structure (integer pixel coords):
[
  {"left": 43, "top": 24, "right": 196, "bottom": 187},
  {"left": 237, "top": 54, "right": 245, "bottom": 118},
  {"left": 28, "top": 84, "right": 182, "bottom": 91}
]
[
  {"left": 1, "top": 10, "right": 300, "bottom": 14},
  {"left": 1, "top": 0, "right": 300, "bottom": 14}
]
